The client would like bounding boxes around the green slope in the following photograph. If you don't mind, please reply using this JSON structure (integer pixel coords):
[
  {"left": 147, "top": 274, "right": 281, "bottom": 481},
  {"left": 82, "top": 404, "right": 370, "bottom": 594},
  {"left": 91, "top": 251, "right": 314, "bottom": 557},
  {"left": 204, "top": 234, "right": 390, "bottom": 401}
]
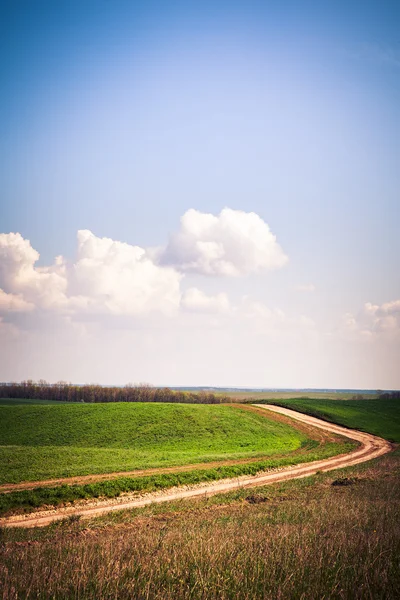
[{"left": 0, "top": 402, "right": 308, "bottom": 483}]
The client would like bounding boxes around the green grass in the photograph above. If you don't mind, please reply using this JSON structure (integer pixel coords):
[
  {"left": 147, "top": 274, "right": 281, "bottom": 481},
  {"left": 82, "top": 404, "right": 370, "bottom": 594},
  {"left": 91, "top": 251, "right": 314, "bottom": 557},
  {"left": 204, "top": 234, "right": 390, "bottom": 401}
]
[
  {"left": 0, "top": 440, "right": 354, "bottom": 516},
  {"left": 0, "top": 402, "right": 309, "bottom": 484},
  {"left": 1, "top": 451, "right": 398, "bottom": 599},
  {"left": 261, "top": 397, "right": 400, "bottom": 442},
  {"left": 1, "top": 394, "right": 398, "bottom": 598}
]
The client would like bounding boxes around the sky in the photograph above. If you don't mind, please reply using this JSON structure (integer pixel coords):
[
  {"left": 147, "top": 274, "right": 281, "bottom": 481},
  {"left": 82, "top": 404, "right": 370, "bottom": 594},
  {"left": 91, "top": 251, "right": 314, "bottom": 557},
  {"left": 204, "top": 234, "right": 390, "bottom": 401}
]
[{"left": 0, "top": 0, "right": 399, "bottom": 389}]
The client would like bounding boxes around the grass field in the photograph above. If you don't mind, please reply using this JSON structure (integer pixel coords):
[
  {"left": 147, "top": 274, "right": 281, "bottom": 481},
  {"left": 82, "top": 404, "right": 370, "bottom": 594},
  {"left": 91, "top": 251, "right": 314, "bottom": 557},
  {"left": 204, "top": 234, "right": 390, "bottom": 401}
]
[
  {"left": 1, "top": 450, "right": 398, "bottom": 599},
  {"left": 0, "top": 402, "right": 310, "bottom": 484},
  {"left": 0, "top": 440, "right": 354, "bottom": 516},
  {"left": 1, "top": 394, "right": 398, "bottom": 598},
  {"left": 262, "top": 397, "right": 400, "bottom": 442}
]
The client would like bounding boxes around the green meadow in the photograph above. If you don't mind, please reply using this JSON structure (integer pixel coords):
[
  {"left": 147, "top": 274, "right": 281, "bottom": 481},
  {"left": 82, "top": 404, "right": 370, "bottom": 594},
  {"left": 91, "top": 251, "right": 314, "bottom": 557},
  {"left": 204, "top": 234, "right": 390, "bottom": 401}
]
[
  {"left": 0, "top": 402, "right": 309, "bottom": 484},
  {"left": 0, "top": 440, "right": 356, "bottom": 516},
  {"left": 1, "top": 399, "right": 398, "bottom": 599},
  {"left": 262, "top": 397, "right": 400, "bottom": 442}
]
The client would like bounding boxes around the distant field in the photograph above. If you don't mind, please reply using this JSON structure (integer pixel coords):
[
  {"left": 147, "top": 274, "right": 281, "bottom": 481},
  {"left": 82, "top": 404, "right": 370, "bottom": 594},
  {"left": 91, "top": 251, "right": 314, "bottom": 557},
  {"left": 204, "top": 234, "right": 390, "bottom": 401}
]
[
  {"left": 0, "top": 398, "right": 69, "bottom": 406},
  {"left": 0, "top": 402, "right": 309, "bottom": 484},
  {"left": 262, "top": 397, "right": 400, "bottom": 442},
  {"left": 220, "top": 390, "right": 378, "bottom": 400}
]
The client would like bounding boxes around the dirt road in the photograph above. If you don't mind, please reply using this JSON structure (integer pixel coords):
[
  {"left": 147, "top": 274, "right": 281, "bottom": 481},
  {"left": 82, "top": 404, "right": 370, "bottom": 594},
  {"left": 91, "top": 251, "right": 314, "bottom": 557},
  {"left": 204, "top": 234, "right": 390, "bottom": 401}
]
[{"left": 1, "top": 404, "right": 392, "bottom": 529}]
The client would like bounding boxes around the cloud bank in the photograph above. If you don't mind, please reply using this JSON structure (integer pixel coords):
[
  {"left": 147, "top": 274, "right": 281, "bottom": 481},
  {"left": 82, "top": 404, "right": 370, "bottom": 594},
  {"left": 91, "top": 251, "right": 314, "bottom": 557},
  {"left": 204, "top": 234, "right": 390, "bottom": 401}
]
[
  {"left": 0, "top": 209, "right": 288, "bottom": 319},
  {"left": 2, "top": 218, "right": 398, "bottom": 388}
]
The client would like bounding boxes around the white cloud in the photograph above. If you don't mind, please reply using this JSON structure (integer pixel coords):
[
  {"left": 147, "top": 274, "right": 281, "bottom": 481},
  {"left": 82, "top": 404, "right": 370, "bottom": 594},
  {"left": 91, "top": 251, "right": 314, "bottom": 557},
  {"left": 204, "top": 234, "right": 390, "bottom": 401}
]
[
  {"left": 160, "top": 208, "right": 288, "bottom": 276},
  {"left": 71, "top": 230, "right": 182, "bottom": 316},
  {"left": 0, "top": 230, "right": 182, "bottom": 317},
  {"left": 0, "top": 225, "right": 314, "bottom": 350},
  {"left": 0, "top": 209, "right": 288, "bottom": 320},
  {"left": 0, "top": 289, "right": 34, "bottom": 312},
  {"left": 0, "top": 232, "right": 68, "bottom": 309},
  {"left": 0, "top": 207, "right": 290, "bottom": 324},
  {"left": 341, "top": 299, "right": 400, "bottom": 339},
  {"left": 181, "top": 287, "right": 231, "bottom": 314},
  {"left": 363, "top": 300, "right": 400, "bottom": 334}
]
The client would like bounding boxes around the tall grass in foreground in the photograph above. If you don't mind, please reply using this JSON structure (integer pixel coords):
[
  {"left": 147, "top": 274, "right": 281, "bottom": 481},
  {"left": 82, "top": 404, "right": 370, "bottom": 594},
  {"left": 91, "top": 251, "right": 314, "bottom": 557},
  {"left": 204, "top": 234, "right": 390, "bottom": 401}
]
[{"left": 1, "top": 452, "right": 399, "bottom": 599}]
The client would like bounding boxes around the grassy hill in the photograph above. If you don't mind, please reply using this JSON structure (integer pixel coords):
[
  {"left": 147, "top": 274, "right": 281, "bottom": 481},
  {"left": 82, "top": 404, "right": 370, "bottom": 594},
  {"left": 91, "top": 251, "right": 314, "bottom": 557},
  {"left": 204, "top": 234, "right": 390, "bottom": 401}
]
[{"left": 0, "top": 402, "right": 309, "bottom": 484}]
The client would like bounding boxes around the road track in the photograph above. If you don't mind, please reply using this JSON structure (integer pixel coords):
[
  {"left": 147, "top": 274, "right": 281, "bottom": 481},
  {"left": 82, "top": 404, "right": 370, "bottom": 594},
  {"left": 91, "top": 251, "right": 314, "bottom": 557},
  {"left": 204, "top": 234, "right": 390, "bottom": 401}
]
[{"left": 0, "top": 404, "right": 392, "bottom": 529}]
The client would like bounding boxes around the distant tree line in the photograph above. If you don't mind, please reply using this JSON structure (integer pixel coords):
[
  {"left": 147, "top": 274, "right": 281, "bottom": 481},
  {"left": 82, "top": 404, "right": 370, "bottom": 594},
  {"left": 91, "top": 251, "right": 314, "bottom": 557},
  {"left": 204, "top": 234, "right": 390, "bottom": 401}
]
[
  {"left": 0, "top": 380, "right": 232, "bottom": 404},
  {"left": 378, "top": 391, "right": 400, "bottom": 400}
]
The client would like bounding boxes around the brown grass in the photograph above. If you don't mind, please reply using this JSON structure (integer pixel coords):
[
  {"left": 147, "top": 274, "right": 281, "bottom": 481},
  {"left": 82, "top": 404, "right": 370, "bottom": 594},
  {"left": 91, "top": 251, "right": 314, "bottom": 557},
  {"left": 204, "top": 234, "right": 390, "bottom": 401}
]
[{"left": 1, "top": 452, "right": 399, "bottom": 599}]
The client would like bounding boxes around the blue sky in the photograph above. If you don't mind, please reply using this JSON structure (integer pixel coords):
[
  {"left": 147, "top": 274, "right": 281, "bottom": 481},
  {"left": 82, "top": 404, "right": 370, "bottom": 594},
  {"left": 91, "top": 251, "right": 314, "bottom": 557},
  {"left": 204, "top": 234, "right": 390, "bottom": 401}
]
[{"left": 0, "top": 1, "right": 399, "bottom": 387}]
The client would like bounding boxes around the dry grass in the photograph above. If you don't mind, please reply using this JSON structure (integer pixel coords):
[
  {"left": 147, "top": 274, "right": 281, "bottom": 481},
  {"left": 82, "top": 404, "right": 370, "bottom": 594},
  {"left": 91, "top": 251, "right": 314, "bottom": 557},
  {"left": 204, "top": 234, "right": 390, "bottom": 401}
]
[{"left": 1, "top": 452, "right": 399, "bottom": 599}]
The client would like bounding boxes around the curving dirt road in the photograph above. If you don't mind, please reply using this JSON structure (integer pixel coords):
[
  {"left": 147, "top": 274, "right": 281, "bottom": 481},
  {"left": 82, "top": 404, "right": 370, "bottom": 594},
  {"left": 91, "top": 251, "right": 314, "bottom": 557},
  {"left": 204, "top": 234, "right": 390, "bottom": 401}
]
[{"left": 0, "top": 404, "right": 392, "bottom": 529}]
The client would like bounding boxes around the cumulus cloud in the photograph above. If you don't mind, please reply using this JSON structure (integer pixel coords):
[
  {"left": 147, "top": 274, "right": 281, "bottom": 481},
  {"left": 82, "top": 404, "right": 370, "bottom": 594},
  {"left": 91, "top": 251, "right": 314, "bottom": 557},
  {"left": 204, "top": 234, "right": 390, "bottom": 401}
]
[
  {"left": 363, "top": 300, "right": 400, "bottom": 334},
  {"left": 160, "top": 208, "right": 288, "bottom": 276},
  {"left": 0, "top": 208, "right": 287, "bottom": 321},
  {"left": 0, "top": 289, "right": 34, "bottom": 312},
  {"left": 0, "top": 230, "right": 182, "bottom": 317},
  {"left": 342, "top": 300, "right": 400, "bottom": 339},
  {"left": 181, "top": 288, "right": 231, "bottom": 314},
  {"left": 71, "top": 230, "right": 182, "bottom": 316},
  {"left": 0, "top": 233, "right": 68, "bottom": 309}
]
